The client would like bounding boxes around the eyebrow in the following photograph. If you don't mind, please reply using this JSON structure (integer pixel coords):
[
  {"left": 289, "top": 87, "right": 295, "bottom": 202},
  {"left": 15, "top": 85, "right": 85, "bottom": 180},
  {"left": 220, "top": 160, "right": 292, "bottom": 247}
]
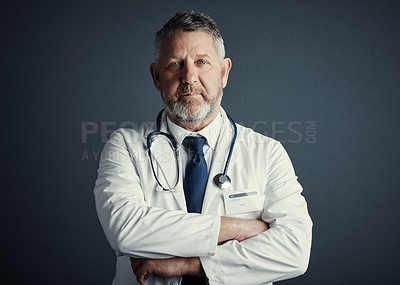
[
  {"left": 196, "top": 54, "right": 211, "bottom": 59},
  {"left": 165, "top": 53, "right": 212, "bottom": 61}
]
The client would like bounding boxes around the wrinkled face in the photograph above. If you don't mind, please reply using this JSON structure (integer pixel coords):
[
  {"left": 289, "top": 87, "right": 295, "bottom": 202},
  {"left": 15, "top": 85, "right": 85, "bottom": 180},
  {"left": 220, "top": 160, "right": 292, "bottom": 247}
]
[{"left": 150, "top": 31, "right": 231, "bottom": 131}]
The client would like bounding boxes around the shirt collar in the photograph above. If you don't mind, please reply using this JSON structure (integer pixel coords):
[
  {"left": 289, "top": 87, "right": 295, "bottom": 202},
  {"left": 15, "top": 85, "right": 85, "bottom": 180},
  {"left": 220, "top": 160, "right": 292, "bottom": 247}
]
[{"left": 166, "top": 109, "right": 222, "bottom": 150}]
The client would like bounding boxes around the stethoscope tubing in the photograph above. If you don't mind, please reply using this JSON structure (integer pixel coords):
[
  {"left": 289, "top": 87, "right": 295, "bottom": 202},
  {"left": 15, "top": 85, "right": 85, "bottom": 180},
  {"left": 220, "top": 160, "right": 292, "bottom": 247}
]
[
  {"left": 222, "top": 114, "right": 237, "bottom": 176},
  {"left": 147, "top": 109, "right": 236, "bottom": 191}
]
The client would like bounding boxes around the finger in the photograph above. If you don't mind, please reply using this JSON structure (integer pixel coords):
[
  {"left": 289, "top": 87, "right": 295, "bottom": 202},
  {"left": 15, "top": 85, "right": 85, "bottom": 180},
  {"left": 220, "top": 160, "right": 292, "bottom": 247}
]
[
  {"left": 130, "top": 258, "right": 143, "bottom": 274},
  {"left": 135, "top": 263, "right": 148, "bottom": 285},
  {"left": 138, "top": 273, "right": 145, "bottom": 285}
]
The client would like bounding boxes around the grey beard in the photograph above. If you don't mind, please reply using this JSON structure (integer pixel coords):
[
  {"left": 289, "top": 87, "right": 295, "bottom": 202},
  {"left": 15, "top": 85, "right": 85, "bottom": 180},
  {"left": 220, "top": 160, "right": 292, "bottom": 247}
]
[{"left": 162, "top": 84, "right": 223, "bottom": 130}]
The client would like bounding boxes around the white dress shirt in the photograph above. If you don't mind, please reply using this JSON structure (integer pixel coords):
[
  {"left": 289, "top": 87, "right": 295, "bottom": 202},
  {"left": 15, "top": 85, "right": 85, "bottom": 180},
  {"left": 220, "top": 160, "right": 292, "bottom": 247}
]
[{"left": 166, "top": 112, "right": 222, "bottom": 180}]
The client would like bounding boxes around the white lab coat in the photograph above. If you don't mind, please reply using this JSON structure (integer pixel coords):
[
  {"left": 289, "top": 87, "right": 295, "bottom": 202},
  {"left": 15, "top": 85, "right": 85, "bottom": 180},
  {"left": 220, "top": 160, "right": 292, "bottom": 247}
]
[{"left": 94, "top": 108, "right": 312, "bottom": 285}]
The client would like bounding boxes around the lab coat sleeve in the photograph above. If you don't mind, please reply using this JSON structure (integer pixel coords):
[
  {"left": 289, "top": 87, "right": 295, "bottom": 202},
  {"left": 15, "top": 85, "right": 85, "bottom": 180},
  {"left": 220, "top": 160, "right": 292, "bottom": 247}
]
[
  {"left": 200, "top": 142, "right": 312, "bottom": 284},
  {"left": 94, "top": 129, "right": 220, "bottom": 259}
]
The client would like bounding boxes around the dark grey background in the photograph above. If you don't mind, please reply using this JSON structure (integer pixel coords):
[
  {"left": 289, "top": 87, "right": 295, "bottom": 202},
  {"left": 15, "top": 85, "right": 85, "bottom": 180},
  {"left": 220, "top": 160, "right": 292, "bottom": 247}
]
[{"left": 6, "top": 0, "right": 400, "bottom": 284}]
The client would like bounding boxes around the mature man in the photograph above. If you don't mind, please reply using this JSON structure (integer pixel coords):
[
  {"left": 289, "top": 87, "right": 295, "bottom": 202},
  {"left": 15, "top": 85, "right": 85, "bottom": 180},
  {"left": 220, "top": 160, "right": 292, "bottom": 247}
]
[{"left": 94, "top": 11, "right": 312, "bottom": 285}]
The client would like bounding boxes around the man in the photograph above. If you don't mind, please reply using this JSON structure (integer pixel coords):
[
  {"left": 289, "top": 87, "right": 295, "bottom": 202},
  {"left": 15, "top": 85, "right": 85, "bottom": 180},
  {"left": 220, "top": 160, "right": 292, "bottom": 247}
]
[{"left": 94, "top": 11, "right": 312, "bottom": 285}]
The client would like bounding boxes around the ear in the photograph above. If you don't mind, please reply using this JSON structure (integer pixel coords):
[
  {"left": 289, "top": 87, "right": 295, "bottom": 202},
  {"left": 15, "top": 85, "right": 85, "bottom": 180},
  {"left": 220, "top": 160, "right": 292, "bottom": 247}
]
[
  {"left": 150, "top": 63, "right": 161, "bottom": 91},
  {"left": 221, "top": 58, "right": 232, "bottom": 88}
]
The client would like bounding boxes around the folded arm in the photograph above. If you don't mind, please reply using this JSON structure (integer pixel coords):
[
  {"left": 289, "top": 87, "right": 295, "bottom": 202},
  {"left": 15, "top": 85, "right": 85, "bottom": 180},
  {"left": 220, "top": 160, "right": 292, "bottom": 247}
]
[
  {"left": 200, "top": 143, "right": 313, "bottom": 284},
  {"left": 130, "top": 217, "right": 269, "bottom": 285},
  {"left": 94, "top": 129, "right": 223, "bottom": 259},
  {"left": 95, "top": 130, "right": 312, "bottom": 285}
]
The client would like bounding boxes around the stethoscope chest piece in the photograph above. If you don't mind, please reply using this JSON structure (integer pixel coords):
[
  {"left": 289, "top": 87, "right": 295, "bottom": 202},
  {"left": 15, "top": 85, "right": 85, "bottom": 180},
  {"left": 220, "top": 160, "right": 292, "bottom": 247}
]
[{"left": 213, "top": 173, "right": 231, "bottom": 189}]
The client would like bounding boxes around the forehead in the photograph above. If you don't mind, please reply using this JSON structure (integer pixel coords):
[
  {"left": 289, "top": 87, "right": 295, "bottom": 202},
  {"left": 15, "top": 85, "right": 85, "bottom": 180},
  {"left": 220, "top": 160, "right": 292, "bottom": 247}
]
[{"left": 160, "top": 31, "right": 217, "bottom": 59}]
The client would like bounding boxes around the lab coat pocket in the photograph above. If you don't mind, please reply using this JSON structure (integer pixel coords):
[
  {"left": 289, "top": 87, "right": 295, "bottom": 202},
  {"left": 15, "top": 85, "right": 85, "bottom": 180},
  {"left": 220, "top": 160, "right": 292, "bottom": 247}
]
[{"left": 223, "top": 187, "right": 264, "bottom": 219}]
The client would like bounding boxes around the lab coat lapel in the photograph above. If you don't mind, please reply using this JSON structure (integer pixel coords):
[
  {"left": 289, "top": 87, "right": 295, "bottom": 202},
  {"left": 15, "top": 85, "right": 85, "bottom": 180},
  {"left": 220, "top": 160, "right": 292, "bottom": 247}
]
[
  {"left": 201, "top": 114, "right": 238, "bottom": 214},
  {"left": 201, "top": 144, "right": 226, "bottom": 214},
  {"left": 225, "top": 135, "right": 240, "bottom": 171},
  {"left": 158, "top": 113, "right": 188, "bottom": 211},
  {"left": 171, "top": 173, "right": 187, "bottom": 211}
]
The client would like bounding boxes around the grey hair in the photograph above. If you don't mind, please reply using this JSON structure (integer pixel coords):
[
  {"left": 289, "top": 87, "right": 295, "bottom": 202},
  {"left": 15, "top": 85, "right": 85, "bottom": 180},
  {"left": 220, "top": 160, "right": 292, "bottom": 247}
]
[{"left": 154, "top": 11, "right": 225, "bottom": 66}]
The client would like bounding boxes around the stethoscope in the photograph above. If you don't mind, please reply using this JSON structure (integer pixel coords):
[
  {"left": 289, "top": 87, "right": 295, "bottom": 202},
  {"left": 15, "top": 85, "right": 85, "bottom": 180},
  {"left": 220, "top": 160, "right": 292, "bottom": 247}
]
[{"left": 147, "top": 109, "right": 237, "bottom": 191}]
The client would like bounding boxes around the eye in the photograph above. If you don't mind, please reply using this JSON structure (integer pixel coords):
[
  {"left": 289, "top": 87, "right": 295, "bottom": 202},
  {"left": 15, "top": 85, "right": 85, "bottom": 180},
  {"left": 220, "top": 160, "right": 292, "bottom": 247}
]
[
  {"left": 166, "top": 61, "right": 181, "bottom": 70},
  {"left": 197, "top": 60, "right": 208, "bottom": 65}
]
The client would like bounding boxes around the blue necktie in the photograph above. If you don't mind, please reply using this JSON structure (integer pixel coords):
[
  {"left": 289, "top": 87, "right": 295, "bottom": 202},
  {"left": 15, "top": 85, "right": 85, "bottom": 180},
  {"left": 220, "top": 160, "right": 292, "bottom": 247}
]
[
  {"left": 183, "top": 136, "right": 208, "bottom": 213},
  {"left": 182, "top": 136, "right": 207, "bottom": 284}
]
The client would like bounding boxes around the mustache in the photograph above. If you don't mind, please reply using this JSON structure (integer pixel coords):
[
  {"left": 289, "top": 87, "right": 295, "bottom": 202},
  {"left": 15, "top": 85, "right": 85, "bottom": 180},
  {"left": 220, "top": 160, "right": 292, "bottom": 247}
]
[{"left": 176, "top": 84, "right": 206, "bottom": 96}]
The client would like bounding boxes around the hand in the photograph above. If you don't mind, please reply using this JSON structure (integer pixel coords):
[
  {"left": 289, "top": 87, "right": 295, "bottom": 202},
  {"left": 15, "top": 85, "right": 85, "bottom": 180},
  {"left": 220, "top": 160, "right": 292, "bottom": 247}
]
[
  {"left": 130, "top": 256, "right": 204, "bottom": 285},
  {"left": 218, "top": 217, "right": 269, "bottom": 243}
]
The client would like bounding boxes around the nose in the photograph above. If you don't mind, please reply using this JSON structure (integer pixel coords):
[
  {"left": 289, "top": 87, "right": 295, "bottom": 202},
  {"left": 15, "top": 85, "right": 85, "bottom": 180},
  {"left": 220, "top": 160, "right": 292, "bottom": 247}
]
[{"left": 180, "top": 61, "right": 198, "bottom": 85}]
